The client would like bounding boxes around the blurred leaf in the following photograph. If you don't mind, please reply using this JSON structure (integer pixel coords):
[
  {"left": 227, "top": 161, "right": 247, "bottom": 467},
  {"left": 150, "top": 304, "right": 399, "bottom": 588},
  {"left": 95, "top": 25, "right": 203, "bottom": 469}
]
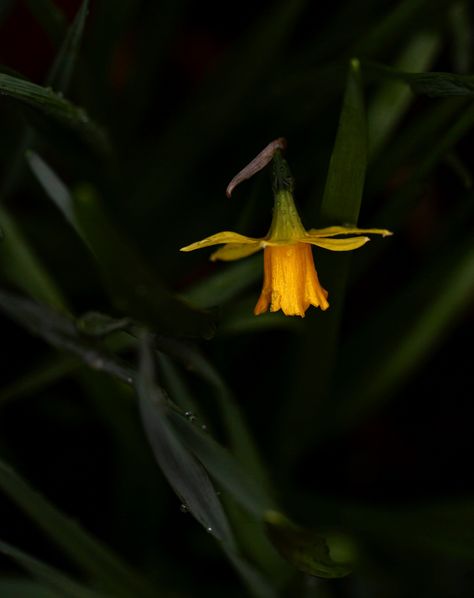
[
  {"left": 281, "top": 58, "right": 368, "bottom": 456},
  {"left": 24, "top": 0, "right": 66, "bottom": 44},
  {"left": 0, "top": 289, "right": 135, "bottom": 385},
  {"left": 264, "top": 512, "right": 352, "bottom": 579},
  {"left": 137, "top": 334, "right": 276, "bottom": 598},
  {"left": 0, "top": 207, "right": 66, "bottom": 310},
  {"left": 444, "top": 150, "right": 473, "bottom": 189},
  {"left": 27, "top": 152, "right": 216, "bottom": 338},
  {"left": 365, "top": 62, "right": 474, "bottom": 97},
  {"left": 134, "top": 0, "right": 308, "bottom": 209},
  {"left": 368, "top": 29, "right": 441, "bottom": 156},
  {"left": 366, "top": 97, "right": 467, "bottom": 201},
  {"left": 449, "top": 1, "right": 472, "bottom": 73},
  {"left": 47, "top": 0, "right": 89, "bottom": 93},
  {"left": 76, "top": 311, "right": 132, "bottom": 337},
  {"left": 119, "top": 0, "right": 188, "bottom": 136},
  {"left": 374, "top": 101, "right": 474, "bottom": 230},
  {"left": 0, "top": 73, "right": 109, "bottom": 153},
  {"left": 333, "top": 233, "right": 474, "bottom": 431},
  {"left": 0, "top": 458, "right": 157, "bottom": 597},
  {"left": 341, "top": 500, "right": 474, "bottom": 561},
  {"left": 355, "top": 0, "right": 450, "bottom": 56},
  {"left": 183, "top": 256, "right": 261, "bottom": 309},
  {"left": 0, "top": 0, "right": 13, "bottom": 23},
  {"left": 86, "top": 0, "right": 138, "bottom": 81},
  {"left": 0, "top": 540, "right": 107, "bottom": 598},
  {"left": 0, "top": 578, "right": 60, "bottom": 598},
  {"left": 0, "top": 354, "right": 77, "bottom": 407},
  {"left": 0, "top": 327, "right": 133, "bottom": 409},
  {"left": 219, "top": 297, "right": 299, "bottom": 335}
]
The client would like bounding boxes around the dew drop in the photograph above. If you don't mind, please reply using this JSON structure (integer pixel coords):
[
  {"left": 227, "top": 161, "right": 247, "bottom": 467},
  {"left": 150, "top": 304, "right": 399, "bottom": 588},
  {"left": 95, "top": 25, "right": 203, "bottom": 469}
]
[
  {"left": 201, "top": 424, "right": 207, "bottom": 431},
  {"left": 180, "top": 504, "right": 189, "bottom": 513},
  {"left": 206, "top": 527, "right": 213, "bottom": 533}
]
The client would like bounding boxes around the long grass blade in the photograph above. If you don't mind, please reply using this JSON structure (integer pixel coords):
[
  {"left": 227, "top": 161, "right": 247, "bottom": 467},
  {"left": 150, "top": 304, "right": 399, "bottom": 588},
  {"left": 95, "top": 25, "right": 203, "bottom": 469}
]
[
  {"left": 0, "top": 459, "right": 157, "bottom": 597},
  {"left": 0, "top": 540, "right": 107, "bottom": 598}
]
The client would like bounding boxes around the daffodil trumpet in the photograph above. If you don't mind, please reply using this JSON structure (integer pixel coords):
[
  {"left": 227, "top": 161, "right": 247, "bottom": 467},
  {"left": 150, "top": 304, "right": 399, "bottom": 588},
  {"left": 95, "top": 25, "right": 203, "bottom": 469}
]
[{"left": 181, "top": 145, "right": 391, "bottom": 317}]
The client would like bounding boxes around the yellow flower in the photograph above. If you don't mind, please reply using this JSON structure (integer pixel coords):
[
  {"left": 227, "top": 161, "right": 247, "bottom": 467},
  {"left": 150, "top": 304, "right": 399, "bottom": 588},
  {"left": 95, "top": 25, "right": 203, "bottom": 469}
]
[{"left": 180, "top": 150, "right": 391, "bottom": 317}]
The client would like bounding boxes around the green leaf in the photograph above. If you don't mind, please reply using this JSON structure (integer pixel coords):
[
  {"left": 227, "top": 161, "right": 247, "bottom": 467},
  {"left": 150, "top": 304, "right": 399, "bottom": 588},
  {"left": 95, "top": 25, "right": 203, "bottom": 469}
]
[
  {"left": 333, "top": 233, "right": 474, "bottom": 431},
  {"left": 0, "top": 540, "right": 107, "bottom": 598},
  {"left": 47, "top": 0, "right": 90, "bottom": 93},
  {"left": 27, "top": 152, "right": 216, "bottom": 338},
  {"left": 0, "top": 289, "right": 135, "bottom": 385},
  {"left": 157, "top": 353, "right": 289, "bottom": 584},
  {"left": 24, "top": 0, "right": 66, "bottom": 44},
  {"left": 0, "top": 353, "right": 78, "bottom": 408},
  {"left": 76, "top": 311, "right": 132, "bottom": 338},
  {"left": 0, "top": 207, "right": 67, "bottom": 311},
  {"left": 364, "top": 62, "right": 474, "bottom": 97},
  {"left": 340, "top": 500, "right": 474, "bottom": 561},
  {"left": 264, "top": 512, "right": 352, "bottom": 579},
  {"left": 219, "top": 297, "right": 299, "bottom": 335},
  {"left": 183, "top": 255, "right": 261, "bottom": 309},
  {"left": 137, "top": 334, "right": 235, "bottom": 543},
  {"left": 152, "top": 336, "right": 273, "bottom": 497},
  {"left": 320, "top": 58, "right": 367, "bottom": 225},
  {"left": 280, "top": 58, "right": 368, "bottom": 458},
  {"left": 137, "top": 335, "right": 276, "bottom": 598},
  {"left": 368, "top": 30, "right": 441, "bottom": 156},
  {"left": 449, "top": 1, "right": 472, "bottom": 73},
  {"left": 0, "top": 459, "right": 157, "bottom": 597},
  {"left": 158, "top": 353, "right": 203, "bottom": 418},
  {"left": 0, "top": 578, "right": 60, "bottom": 598},
  {"left": 355, "top": 0, "right": 450, "bottom": 56},
  {"left": 168, "top": 408, "right": 274, "bottom": 519},
  {"left": 0, "top": 73, "right": 108, "bottom": 154}
]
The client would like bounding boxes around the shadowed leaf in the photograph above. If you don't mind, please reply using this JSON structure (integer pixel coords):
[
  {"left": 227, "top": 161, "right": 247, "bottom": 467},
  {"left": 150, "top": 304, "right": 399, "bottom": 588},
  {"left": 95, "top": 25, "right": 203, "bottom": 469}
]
[
  {"left": 0, "top": 73, "right": 109, "bottom": 154},
  {"left": 27, "top": 152, "right": 216, "bottom": 338},
  {"left": 47, "top": 0, "right": 90, "bottom": 93},
  {"left": 264, "top": 512, "right": 352, "bottom": 579},
  {"left": 0, "top": 459, "right": 157, "bottom": 597},
  {"left": 0, "top": 540, "right": 107, "bottom": 598}
]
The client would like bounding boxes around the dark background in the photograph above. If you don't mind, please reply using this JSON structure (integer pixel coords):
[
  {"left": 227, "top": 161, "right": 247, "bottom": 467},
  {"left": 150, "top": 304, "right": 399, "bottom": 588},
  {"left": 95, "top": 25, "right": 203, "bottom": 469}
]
[{"left": 0, "top": 1, "right": 473, "bottom": 596}]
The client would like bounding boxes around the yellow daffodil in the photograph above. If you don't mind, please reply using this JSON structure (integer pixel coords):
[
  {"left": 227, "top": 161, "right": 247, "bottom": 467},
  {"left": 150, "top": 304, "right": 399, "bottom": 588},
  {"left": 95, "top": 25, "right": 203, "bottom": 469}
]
[{"left": 181, "top": 146, "right": 391, "bottom": 317}]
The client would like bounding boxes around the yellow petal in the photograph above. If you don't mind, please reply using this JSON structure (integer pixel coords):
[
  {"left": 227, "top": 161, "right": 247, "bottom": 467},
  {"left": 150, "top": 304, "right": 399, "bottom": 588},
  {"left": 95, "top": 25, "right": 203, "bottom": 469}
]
[
  {"left": 306, "top": 226, "right": 392, "bottom": 238},
  {"left": 254, "top": 244, "right": 329, "bottom": 317},
  {"left": 210, "top": 242, "right": 262, "bottom": 261},
  {"left": 305, "top": 236, "right": 370, "bottom": 251},
  {"left": 180, "top": 231, "right": 260, "bottom": 252}
]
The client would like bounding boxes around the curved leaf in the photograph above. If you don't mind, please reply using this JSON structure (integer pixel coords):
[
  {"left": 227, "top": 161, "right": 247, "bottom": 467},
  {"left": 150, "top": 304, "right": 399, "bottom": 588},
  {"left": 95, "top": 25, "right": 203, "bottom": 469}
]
[
  {"left": 0, "top": 459, "right": 156, "bottom": 597},
  {"left": 0, "top": 73, "right": 108, "bottom": 153},
  {"left": 264, "top": 512, "right": 352, "bottom": 579}
]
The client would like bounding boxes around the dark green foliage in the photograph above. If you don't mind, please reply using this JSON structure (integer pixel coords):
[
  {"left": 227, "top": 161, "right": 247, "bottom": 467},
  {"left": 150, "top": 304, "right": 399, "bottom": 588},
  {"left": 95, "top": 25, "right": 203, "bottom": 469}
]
[{"left": 0, "top": 1, "right": 473, "bottom": 597}]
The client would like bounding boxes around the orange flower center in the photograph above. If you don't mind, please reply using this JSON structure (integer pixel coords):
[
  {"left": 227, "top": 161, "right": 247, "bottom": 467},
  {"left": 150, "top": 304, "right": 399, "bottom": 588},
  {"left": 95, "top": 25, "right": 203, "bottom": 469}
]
[{"left": 254, "top": 243, "right": 329, "bottom": 317}]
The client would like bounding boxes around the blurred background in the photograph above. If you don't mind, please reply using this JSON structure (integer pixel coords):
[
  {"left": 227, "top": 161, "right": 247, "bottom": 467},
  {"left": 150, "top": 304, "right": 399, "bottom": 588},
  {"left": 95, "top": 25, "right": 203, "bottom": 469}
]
[{"left": 0, "top": 0, "right": 473, "bottom": 596}]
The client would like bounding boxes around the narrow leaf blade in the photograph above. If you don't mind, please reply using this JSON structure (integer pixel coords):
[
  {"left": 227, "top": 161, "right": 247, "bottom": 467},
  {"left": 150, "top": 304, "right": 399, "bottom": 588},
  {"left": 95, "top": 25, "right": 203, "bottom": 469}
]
[
  {"left": 0, "top": 458, "right": 156, "bottom": 597},
  {"left": 47, "top": 0, "right": 90, "bottom": 93}
]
